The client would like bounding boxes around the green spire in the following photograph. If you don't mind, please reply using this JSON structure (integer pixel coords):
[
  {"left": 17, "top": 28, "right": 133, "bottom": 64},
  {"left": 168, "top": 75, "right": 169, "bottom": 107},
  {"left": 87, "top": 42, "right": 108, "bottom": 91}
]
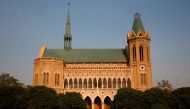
[
  {"left": 64, "top": 2, "right": 72, "bottom": 50},
  {"left": 132, "top": 13, "right": 145, "bottom": 34}
]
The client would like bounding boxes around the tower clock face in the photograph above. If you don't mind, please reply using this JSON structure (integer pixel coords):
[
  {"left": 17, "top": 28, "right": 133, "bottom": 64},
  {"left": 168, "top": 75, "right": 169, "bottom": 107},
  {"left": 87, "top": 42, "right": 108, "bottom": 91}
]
[{"left": 140, "top": 65, "right": 145, "bottom": 70}]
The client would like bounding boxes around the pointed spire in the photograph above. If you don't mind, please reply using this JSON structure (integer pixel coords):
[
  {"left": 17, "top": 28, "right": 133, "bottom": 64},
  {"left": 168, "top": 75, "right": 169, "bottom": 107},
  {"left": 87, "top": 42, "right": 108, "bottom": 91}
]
[
  {"left": 132, "top": 13, "right": 145, "bottom": 34},
  {"left": 64, "top": 2, "right": 72, "bottom": 50}
]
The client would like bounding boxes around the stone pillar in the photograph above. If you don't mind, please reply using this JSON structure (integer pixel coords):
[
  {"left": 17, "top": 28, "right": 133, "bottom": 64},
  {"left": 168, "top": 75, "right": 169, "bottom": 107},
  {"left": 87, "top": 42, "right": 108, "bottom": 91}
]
[
  {"left": 92, "top": 102, "right": 94, "bottom": 109},
  {"left": 102, "top": 103, "right": 104, "bottom": 109}
]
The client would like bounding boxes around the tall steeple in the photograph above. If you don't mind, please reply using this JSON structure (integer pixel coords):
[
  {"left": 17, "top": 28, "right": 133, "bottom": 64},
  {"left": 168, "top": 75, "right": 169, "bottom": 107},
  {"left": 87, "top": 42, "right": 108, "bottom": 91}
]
[
  {"left": 132, "top": 13, "right": 145, "bottom": 34},
  {"left": 64, "top": 2, "right": 72, "bottom": 50}
]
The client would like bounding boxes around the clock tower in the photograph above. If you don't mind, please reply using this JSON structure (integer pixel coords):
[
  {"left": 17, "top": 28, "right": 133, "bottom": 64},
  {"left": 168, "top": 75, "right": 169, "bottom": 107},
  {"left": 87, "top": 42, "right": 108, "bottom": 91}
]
[{"left": 127, "top": 13, "right": 152, "bottom": 90}]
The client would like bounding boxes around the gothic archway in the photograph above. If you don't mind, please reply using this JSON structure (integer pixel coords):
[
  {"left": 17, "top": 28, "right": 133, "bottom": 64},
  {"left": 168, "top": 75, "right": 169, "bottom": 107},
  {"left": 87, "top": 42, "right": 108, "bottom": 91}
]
[
  {"left": 127, "top": 78, "right": 131, "bottom": 88},
  {"left": 108, "top": 78, "right": 112, "bottom": 88},
  {"left": 122, "top": 78, "right": 126, "bottom": 88},
  {"left": 104, "top": 96, "right": 111, "bottom": 109},
  {"left": 74, "top": 78, "right": 77, "bottom": 88},
  {"left": 94, "top": 96, "right": 102, "bottom": 109},
  {"left": 85, "top": 96, "right": 92, "bottom": 109},
  {"left": 64, "top": 79, "right": 68, "bottom": 88},
  {"left": 79, "top": 78, "right": 82, "bottom": 88},
  {"left": 84, "top": 78, "right": 87, "bottom": 88},
  {"left": 118, "top": 78, "right": 121, "bottom": 88},
  {"left": 88, "top": 78, "right": 92, "bottom": 88}
]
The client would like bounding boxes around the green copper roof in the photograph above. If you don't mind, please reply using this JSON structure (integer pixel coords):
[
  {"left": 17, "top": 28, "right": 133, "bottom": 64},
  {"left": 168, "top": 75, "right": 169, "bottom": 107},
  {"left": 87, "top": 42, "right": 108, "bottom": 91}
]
[
  {"left": 132, "top": 13, "right": 145, "bottom": 34},
  {"left": 43, "top": 49, "right": 128, "bottom": 63}
]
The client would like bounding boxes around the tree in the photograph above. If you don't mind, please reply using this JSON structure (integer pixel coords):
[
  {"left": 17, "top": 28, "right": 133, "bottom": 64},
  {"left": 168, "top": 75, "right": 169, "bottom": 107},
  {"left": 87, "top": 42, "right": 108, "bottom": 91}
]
[
  {"left": 113, "top": 88, "right": 146, "bottom": 109},
  {"left": 172, "top": 87, "right": 190, "bottom": 109},
  {"left": 0, "top": 73, "right": 25, "bottom": 109},
  {"left": 143, "top": 88, "right": 173, "bottom": 109},
  {"left": 58, "top": 92, "right": 86, "bottom": 109},
  {"left": 0, "top": 73, "right": 23, "bottom": 87},
  {"left": 157, "top": 80, "right": 173, "bottom": 92},
  {"left": 21, "top": 86, "right": 59, "bottom": 109}
]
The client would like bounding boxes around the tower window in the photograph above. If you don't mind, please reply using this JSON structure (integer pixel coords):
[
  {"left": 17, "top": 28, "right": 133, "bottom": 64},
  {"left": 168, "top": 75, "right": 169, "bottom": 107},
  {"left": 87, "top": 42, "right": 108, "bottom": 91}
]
[
  {"left": 140, "top": 73, "right": 146, "bottom": 85},
  {"left": 133, "top": 46, "right": 136, "bottom": 62},
  {"left": 43, "top": 72, "right": 49, "bottom": 85},
  {"left": 139, "top": 46, "right": 144, "bottom": 61},
  {"left": 55, "top": 73, "right": 60, "bottom": 86}
]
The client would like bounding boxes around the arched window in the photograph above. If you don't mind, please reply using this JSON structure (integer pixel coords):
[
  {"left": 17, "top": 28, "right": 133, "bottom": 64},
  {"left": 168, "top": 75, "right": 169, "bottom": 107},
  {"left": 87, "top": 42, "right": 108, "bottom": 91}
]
[
  {"left": 88, "top": 78, "right": 92, "bottom": 88},
  {"left": 133, "top": 46, "right": 136, "bottom": 61},
  {"left": 43, "top": 72, "right": 49, "bottom": 85},
  {"left": 139, "top": 45, "right": 144, "bottom": 61},
  {"left": 147, "top": 47, "right": 149, "bottom": 62},
  {"left": 69, "top": 79, "right": 73, "bottom": 88},
  {"left": 64, "top": 79, "right": 68, "bottom": 88},
  {"left": 98, "top": 78, "right": 102, "bottom": 88},
  {"left": 118, "top": 78, "right": 121, "bottom": 88},
  {"left": 79, "top": 78, "right": 82, "bottom": 88},
  {"left": 103, "top": 78, "right": 107, "bottom": 88},
  {"left": 74, "top": 79, "right": 77, "bottom": 88},
  {"left": 108, "top": 78, "right": 112, "bottom": 88},
  {"left": 55, "top": 73, "right": 59, "bottom": 86},
  {"left": 113, "top": 78, "right": 116, "bottom": 88},
  {"left": 127, "top": 78, "right": 131, "bottom": 88},
  {"left": 141, "top": 73, "right": 146, "bottom": 85},
  {"left": 84, "top": 79, "right": 87, "bottom": 88},
  {"left": 122, "top": 78, "right": 126, "bottom": 88},
  {"left": 93, "top": 78, "right": 97, "bottom": 88}
]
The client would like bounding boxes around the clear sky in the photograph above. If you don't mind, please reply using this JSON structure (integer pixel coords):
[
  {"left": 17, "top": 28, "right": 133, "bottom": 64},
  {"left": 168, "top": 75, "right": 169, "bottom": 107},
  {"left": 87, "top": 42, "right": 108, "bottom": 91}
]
[{"left": 0, "top": 0, "right": 190, "bottom": 88}]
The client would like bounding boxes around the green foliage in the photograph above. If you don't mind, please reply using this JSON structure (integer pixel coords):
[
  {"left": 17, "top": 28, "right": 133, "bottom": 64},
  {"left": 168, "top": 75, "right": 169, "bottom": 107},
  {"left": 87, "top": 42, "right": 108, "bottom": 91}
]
[
  {"left": 157, "top": 80, "right": 173, "bottom": 92},
  {"left": 58, "top": 92, "right": 86, "bottom": 109},
  {"left": 0, "top": 73, "right": 23, "bottom": 87},
  {"left": 143, "top": 88, "right": 173, "bottom": 109},
  {"left": 113, "top": 88, "right": 147, "bottom": 109},
  {"left": 21, "top": 86, "right": 58, "bottom": 109},
  {"left": 172, "top": 87, "right": 190, "bottom": 109}
]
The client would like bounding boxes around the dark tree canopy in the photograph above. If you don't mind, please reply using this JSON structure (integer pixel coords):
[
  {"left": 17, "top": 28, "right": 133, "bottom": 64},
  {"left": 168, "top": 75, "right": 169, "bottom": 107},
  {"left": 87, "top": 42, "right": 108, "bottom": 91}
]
[
  {"left": 21, "top": 86, "right": 58, "bottom": 109},
  {"left": 0, "top": 73, "right": 23, "bottom": 87},
  {"left": 172, "top": 87, "right": 190, "bottom": 109},
  {"left": 58, "top": 92, "right": 86, "bottom": 109},
  {"left": 113, "top": 88, "right": 146, "bottom": 109}
]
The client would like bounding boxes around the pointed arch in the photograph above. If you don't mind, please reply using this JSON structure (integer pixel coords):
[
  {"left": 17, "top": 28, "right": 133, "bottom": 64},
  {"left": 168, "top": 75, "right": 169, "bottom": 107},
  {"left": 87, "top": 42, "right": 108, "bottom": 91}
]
[
  {"left": 122, "top": 78, "right": 126, "bottom": 88},
  {"left": 93, "top": 78, "right": 97, "bottom": 88},
  {"left": 98, "top": 78, "right": 102, "bottom": 88},
  {"left": 84, "top": 78, "right": 87, "bottom": 88},
  {"left": 64, "top": 79, "right": 68, "bottom": 88},
  {"left": 69, "top": 79, "right": 73, "bottom": 88},
  {"left": 94, "top": 96, "right": 102, "bottom": 109},
  {"left": 104, "top": 96, "right": 111, "bottom": 109},
  {"left": 74, "top": 78, "right": 77, "bottom": 88},
  {"left": 127, "top": 78, "right": 131, "bottom": 88},
  {"left": 139, "top": 45, "right": 144, "bottom": 61},
  {"left": 88, "top": 78, "right": 92, "bottom": 88},
  {"left": 85, "top": 96, "right": 92, "bottom": 109},
  {"left": 103, "top": 78, "right": 107, "bottom": 88},
  {"left": 118, "top": 78, "right": 121, "bottom": 88},
  {"left": 133, "top": 45, "right": 136, "bottom": 62},
  {"left": 108, "top": 78, "right": 112, "bottom": 88},
  {"left": 113, "top": 78, "right": 116, "bottom": 88},
  {"left": 79, "top": 78, "right": 82, "bottom": 88}
]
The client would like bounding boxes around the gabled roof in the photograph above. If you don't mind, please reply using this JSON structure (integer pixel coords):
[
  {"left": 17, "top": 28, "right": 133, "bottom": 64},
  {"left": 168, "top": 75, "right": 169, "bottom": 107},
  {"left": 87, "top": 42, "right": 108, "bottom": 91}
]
[{"left": 43, "top": 49, "right": 128, "bottom": 63}]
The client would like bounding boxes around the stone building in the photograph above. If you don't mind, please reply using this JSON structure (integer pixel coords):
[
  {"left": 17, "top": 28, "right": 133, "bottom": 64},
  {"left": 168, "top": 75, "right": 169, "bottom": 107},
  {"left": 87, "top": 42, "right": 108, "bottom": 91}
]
[{"left": 33, "top": 8, "right": 152, "bottom": 109}]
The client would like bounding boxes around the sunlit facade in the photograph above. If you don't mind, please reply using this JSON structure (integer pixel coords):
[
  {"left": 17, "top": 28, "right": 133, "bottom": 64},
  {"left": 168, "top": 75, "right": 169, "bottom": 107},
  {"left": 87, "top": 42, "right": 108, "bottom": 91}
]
[{"left": 33, "top": 11, "right": 152, "bottom": 109}]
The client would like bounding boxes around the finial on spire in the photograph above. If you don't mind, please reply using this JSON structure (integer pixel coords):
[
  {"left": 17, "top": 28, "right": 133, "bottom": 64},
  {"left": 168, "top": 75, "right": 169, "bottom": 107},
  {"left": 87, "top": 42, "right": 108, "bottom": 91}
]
[{"left": 68, "top": 2, "right": 70, "bottom": 6}]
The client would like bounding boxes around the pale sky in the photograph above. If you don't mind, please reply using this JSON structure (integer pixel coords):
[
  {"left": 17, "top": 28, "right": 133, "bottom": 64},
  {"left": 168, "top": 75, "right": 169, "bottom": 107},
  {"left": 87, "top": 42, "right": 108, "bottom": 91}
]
[{"left": 0, "top": 0, "right": 190, "bottom": 88}]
